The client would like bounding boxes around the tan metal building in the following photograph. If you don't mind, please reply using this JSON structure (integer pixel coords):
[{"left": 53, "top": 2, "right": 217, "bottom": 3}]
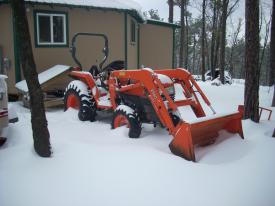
[{"left": 0, "top": 0, "right": 179, "bottom": 94}]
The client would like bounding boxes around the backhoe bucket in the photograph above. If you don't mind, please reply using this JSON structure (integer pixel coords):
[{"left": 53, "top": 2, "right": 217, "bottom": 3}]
[{"left": 169, "top": 109, "right": 243, "bottom": 162}]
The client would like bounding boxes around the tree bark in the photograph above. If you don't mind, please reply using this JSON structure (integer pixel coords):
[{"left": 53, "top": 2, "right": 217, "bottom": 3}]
[
  {"left": 244, "top": 0, "right": 260, "bottom": 122},
  {"left": 211, "top": 2, "right": 218, "bottom": 79},
  {"left": 11, "top": 0, "right": 51, "bottom": 157},
  {"left": 272, "top": 85, "right": 275, "bottom": 106},
  {"left": 179, "top": 0, "right": 186, "bottom": 68},
  {"left": 185, "top": 8, "right": 189, "bottom": 69},
  {"left": 205, "top": 36, "right": 211, "bottom": 72},
  {"left": 220, "top": 0, "right": 229, "bottom": 84},
  {"left": 201, "top": 0, "right": 206, "bottom": 81},
  {"left": 214, "top": 19, "right": 222, "bottom": 73},
  {"left": 168, "top": 0, "right": 174, "bottom": 23},
  {"left": 192, "top": 34, "right": 197, "bottom": 74}
]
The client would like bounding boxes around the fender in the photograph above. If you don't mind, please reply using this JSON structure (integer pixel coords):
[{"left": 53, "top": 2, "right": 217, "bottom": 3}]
[{"left": 69, "top": 71, "right": 99, "bottom": 100}]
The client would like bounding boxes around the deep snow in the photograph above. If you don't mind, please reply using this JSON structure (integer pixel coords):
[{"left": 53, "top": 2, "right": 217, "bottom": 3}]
[{"left": 0, "top": 82, "right": 275, "bottom": 206}]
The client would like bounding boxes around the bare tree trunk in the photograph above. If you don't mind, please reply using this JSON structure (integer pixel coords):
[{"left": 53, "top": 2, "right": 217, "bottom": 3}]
[
  {"left": 168, "top": 0, "right": 174, "bottom": 23},
  {"left": 185, "top": 10, "right": 189, "bottom": 69},
  {"left": 11, "top": 0, "right": 51, "bottom": 156},
  {"left": 211, "top": 2, "right": 218, "bottom": 79},
  {"left": 201, "top": 0, "right": 206, "bottom": 81},
  {"left": 214, "top": 19, "right": 222, "bottom": 72},
  {"left": 272, "top": 128, "right": 275, "bottom": 137},
  {"left": 244, "top": 0, "right": 260, "bottom": 122},
  {"left": 272, "top": 85, "right": 275, "bottom": 106},
  {"left": 269, "top": 0, "right": 275, "bottom": 87},
  {"left": 259, "top": 18, "right": 271, "bottom": 72},
  {"left": 192, "top": 34, "right": 197, "bottom": 74},
  {"left": 220, "top": 0, "right": 229, "bottom": 84},
  {"left": 229, "top": 19, "right": 242, "bottom": 77},
  {"left": 179, "top": 0, "right": 186, "bottom": 68},
  {"left": 205, "top": 36, "right": 211, "bottom": 71}
]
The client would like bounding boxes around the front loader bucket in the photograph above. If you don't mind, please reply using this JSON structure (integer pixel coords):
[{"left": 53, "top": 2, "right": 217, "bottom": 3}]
[{"left": 169, "top": 110, "right": 243, "bottom": 162}]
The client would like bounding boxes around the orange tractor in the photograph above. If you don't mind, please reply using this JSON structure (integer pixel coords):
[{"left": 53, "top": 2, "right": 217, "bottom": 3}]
[{"left": 64, "top": 33, "right": 244, "bottom": 161}]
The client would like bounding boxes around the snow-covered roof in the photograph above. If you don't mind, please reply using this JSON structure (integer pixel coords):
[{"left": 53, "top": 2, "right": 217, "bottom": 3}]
[
  {"left": 146, "top": 19, "right": 181, "bottom": 28},
  {"left": 25, "top": 0, "right": 144, "bottom": 21}
]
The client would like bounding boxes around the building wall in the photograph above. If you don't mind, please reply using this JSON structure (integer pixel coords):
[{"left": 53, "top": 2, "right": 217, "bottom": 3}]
[
  {"left": 27, "top": 5, "right": 125, "bottom": 72},
  {"left": 126, "top": 14, "right": 138, "bottom": 69},
  {"left": 0, "top": 4, "right": 16, "bottom": 93},
  {"left": 140, "top": 23, "right": 173, "bottom": 70}
]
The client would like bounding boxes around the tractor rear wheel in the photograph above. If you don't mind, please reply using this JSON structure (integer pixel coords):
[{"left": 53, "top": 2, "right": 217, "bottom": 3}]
[
  {"left": 112, "top": 105, "right": 141, "bottom": 138},
  {"left": 64, "top": 80, "right": 96, "bottom": 121}
]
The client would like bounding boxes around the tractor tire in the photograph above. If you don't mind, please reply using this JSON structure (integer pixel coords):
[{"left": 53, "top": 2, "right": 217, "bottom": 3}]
[
  {"left": 111, "top": 105, "right": 142, "bottom": 138},
  {"left": 64, "top": 80, "right": 96, "bottom": 122}
]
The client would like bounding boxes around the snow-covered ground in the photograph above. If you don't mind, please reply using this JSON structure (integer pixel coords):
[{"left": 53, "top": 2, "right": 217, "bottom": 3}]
[{"left": 0, "top": 82, "right": 274, "bottom": 206}]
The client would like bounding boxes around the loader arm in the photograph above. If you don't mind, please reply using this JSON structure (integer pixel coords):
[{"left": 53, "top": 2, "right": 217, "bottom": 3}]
[{"left": 155, "top": 68, "right": 213, "bottom": 116}]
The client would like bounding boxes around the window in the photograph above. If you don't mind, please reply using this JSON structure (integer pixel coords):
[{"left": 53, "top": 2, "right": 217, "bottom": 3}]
[
  {"left": 35, "top": 11, "right": 68, "bottom": 47},
  {"left": 131, "top": 20, "right": 136, "bottom": 43}
]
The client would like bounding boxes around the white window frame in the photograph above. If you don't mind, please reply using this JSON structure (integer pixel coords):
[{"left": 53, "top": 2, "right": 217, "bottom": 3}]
[{"left": 36, "top": 12, "right": 67, "bottom": 46}]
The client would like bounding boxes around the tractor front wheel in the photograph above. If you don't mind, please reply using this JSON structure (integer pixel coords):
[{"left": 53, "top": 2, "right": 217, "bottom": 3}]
[
  {"left": 112, "top": 105, "right": 141, "bottom": 138},
  {"left": 64, "top": 80, "right": 96, "bottom": 121}
]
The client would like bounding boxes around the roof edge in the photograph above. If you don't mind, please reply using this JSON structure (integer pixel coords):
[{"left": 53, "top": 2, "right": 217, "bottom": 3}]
[
  {"left": 146, "top": 19, "right": 180, "bottom": 29},
  {"left": 0, "top": 0, "right": 145, "bottom": 23}
]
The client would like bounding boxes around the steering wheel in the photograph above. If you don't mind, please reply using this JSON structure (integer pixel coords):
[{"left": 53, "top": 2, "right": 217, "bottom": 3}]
[
  {"left": 89, "top": 65, "right": 99, "bottom": 77},
  {"left": 98, "top": 60, "right": 125, "bottom": 89}
]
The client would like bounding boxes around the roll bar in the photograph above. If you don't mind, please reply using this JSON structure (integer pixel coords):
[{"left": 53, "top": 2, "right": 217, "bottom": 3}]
[{"left": 70, "top": 32, "right": 109, "bottom": 70}]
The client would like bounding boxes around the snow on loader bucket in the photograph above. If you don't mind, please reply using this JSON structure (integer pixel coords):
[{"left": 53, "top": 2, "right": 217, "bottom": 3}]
[
  {"left": 152, "top": 69, "right": 244, "bottom": 161},
  {"left": 169, "top": 109, "right": 244, "bottom": 161}
]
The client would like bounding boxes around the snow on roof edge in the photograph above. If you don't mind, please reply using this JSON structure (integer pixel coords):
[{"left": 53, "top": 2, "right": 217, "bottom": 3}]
[
  {"left": 146, "top": 19, "right": 181, "bottom": 28},
  {"left": 25, "top": 0, "right": 145, "bottom": 21}
]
